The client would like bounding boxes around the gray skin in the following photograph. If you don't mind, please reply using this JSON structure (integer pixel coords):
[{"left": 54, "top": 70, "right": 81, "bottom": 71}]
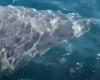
[{"left": 0, "top": 6, "right": 90, "bottom": 71}]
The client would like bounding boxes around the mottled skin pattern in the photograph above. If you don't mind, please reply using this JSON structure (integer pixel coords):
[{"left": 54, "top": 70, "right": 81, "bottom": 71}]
[{"left": 0, "top": 6, "right": 90, "bottom": 71}]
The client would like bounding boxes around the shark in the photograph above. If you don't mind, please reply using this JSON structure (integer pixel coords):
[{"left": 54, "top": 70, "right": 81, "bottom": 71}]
[{"left": 0, "top": 5, "right": 94, "bottom": 71}]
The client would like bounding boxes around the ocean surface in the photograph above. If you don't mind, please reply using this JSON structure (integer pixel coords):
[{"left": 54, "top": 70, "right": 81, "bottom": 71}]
[{"left": 0, "top": 0, "right": 100, "bottom": 80}]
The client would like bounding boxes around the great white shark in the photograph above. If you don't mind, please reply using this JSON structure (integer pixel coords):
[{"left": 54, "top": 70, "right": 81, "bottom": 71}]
[{"left": 0, "top": 5, "right": 97, "bottom": 71}]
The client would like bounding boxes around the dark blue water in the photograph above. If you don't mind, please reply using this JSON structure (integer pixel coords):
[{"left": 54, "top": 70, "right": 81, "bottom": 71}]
[{"left": 0, "top": 0, "right": 100, "bottom": 80}]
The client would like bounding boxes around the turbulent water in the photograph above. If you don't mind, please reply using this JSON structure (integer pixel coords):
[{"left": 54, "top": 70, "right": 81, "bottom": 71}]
[{"left": 0, "top": 0, "right": 100, "bottom": 80}]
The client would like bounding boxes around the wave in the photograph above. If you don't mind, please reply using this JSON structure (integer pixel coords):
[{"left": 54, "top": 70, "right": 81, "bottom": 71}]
[{"left": 0, "top": 5, "right": 99, "bottom": 72}]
